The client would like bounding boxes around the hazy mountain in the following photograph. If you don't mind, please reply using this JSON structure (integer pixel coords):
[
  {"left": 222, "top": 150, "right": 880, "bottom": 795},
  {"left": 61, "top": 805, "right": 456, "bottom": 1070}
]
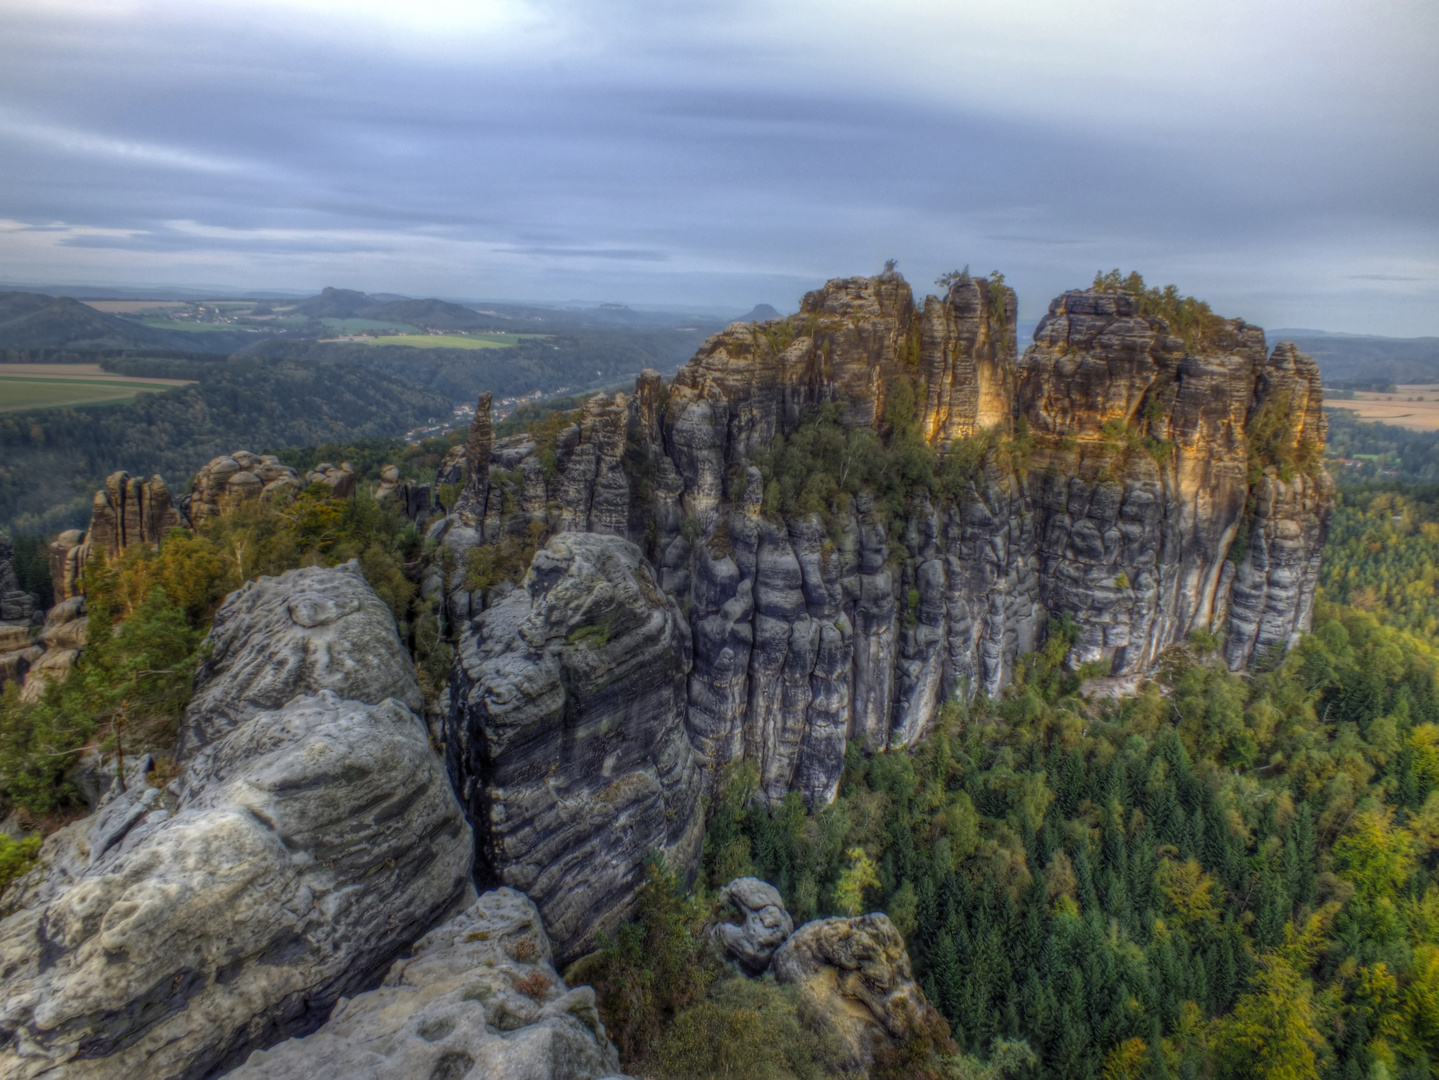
[
  {"left": 1273, "top": 328, "right": 1439, "bottom": 385},
  {"left": 0, "top": 291, "right": 230, "bottom": 351}
]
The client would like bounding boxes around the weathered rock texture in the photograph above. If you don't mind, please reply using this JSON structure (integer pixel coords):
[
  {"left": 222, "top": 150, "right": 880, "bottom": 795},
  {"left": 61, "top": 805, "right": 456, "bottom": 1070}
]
[
  {"left": 445, "top": 532, "right": 703, "bottom": 963},
  {"left": 48, "top": 452, "right": 306, "bottom": 600},
  {"left": 178, "top": 561, "right": 422, "bottom": 758},
  {"left": 0, "top": 566, "right": 471, "bottom": 1080},
  {"left": 304, "top": 462, "right": 355, "bottom": 500},
  {"left": 47, "top": 472, "right": 185, "bottom": 600},
  {"left": 772, "top": 913, "right": 935, "bottom": 1072},
  {"left": 0, "top": 532, "right": 39, "bottom": 689},
  {"left": 189, "top": 451, "right": 301, "bottom": 522},
  {"left": 17, "top": 597, "right": 85, "bottom": 704},
  {"left": 713, "top": 877, "right": 794, "bottom": 974},
  {"left": 227, "top": 887, "right": 626, "bottom": 1080},
  {"left": 435, "top": 272, "right": 1331, "bottom": 846}
]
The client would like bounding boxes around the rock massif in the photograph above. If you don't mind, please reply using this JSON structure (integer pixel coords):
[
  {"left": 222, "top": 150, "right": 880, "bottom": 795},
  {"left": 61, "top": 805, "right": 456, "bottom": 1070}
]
[
  {"left": 429, "top": 271, "right": 1331, "bottom": 959},
  {"left": 228, "top": 887, "right": 626, "bottom": 1080},
  {"left": 437, "top": 273, "right": 1332, "bottom": 811},
  {"left": 0, "top": 565, "right": 472, "bottom": 1080},
  {"left": 0, "top": 533, "right": 40, "bottom": 689},
  {"left": 445, "top": 533, "right": 703, "bottom": 964}
]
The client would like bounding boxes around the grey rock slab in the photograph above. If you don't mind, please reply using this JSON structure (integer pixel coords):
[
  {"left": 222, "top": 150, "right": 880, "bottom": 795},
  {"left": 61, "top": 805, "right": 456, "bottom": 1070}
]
[
  {"left": 178, "top": 561, "right": 420, "bottom": 758},
  {"left": 0, "top": 689, "right": 471, "bottom": 1080},
  {"left": 446, "top": 532, "right": 703, "bottom": 965},
  {"left": 712, "top": 877, "right": 794, "bottom": 974},
  {"left": 226, "top": 887, "right": 627, "bottom": 1080}
]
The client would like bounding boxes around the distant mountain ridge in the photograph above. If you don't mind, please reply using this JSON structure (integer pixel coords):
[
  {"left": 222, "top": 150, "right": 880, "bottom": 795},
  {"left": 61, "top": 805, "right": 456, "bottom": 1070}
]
[
  {"left": 0, "top": 291, "right": 242, "bottom": 352},
  {"left": 1270, "top": 328, "right": 1439, "bottom": 386},
  {"left": 292, "top": 287, "right": 493, "bottom": 330}
]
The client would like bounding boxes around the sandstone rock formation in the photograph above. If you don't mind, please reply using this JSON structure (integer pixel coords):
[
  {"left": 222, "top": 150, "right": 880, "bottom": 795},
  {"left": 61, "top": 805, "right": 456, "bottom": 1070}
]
[
  {"left": 177, "top": 561, "right": 422, "bottom": 758},
  {"left": 189, "top": 451, "right": 302, "bottom": 522},
  {"left": 17, "top": 596, "right": 86, "bottom": 703},
  {"left": 433, "top": 271, "right": 1332, "bottom": 810},
  {"left": 47, "top": 472, "right": 185, "bottom": 599},
  {"left": 304, "top": 461, "right": 356, "bottom": 499},
  {"left": 713, "top": 877, "right": 794, "bottom": 974},
  {"left": 0, "top": 565, "right": 471, "bottom": 1080},
  {"left": 375, "top": 465, "right": 433, "bottom": 523},
  {"left": 0, "top": 532, "right": 40, "bottom": 689},
  {"left": 445, "top": 532, "right": 703, "bottom": 963},
  {"left": 772, "top": 912, "right": 935, "bottom": 1072},
  {"left": 227, "top": 887, "right": 626, "bottom": 1080}
]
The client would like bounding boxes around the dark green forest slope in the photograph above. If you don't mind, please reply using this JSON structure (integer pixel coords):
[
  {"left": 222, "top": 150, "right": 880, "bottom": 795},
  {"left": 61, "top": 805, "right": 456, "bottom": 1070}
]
[{"left": 0, "top": 359, "right": 450, "bottom": 534}]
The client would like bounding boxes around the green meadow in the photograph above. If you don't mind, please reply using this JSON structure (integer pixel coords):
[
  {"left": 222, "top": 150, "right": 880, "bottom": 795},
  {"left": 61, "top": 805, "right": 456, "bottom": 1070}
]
[{"left": 362, "top": 332, "right": 535, "bottom": 349}]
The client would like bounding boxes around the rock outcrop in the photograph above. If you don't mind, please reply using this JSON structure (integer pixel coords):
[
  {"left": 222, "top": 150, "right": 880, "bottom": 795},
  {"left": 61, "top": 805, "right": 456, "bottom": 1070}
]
[
  {"left": 189, "top": 451, "right": 301, "bottom": 522},
  {"left": 304, "top": 462, "right": 356, "bottom": 499},
  {"left": 772, "top": 913, "right": 935, "bottom": 1072},
  {"left": 433, "top": 271, "right": 1332, "bottom": 811},
  {"left": 0, "top": 532, "right": 40, "bottom": 689},
  {"left": 227, "top": 887, "right": 626, "bottom": 1080},
  {"left": 17, "top": 596, "right": 86, "bottom": 703},
  {"left": 445, "top": 532, "right": 703, "bottom": 963},
  {"left": 47, "top": 472, "right": 185, "bottom": 599},
  {"left": 177, "top": 561, "right": 423, "bottom": 758},
  {"left": 0, "top": 567, "right": 471, "bottom": 1080},
  {"left": 713, "top": 877, "right": 794, "bottom": 974},
  {"left": 48, "top": 452, "right": 305, "bottom": 601}
]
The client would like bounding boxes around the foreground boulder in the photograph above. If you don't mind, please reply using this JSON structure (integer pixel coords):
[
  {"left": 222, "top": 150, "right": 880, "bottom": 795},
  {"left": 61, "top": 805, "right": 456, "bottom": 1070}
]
[
  {"left": 228, "top": 887, "right": 626, "bottom": 1080},
  {"left": 177, "top": 561, "right": 422, "bottom": 757},
  {"left": 0, "top": 568, "right": 471, "bottom": 1080},
  {"left": 713, "top": 877, "right": 793, "bottom": 974},
  {"left": 772, "top": 913, "right": 936, "bottom": 1071},
  {"left": 446, "top": 532, "right": 703, "bottom": 963}
]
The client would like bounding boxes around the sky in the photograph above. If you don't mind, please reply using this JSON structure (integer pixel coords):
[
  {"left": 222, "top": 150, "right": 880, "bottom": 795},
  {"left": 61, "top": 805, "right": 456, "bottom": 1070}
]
[{"left": 0, "top": 0, "right": 1436, "bottom": 334}]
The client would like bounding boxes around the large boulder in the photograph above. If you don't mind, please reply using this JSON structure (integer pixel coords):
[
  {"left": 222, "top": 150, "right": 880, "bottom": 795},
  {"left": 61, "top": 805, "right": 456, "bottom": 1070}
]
[
  {"left": 189, "top": 451, "right": 301, "bottom": 522},
  {"left": 228, "top": 887, "right": 627, "bottom": 1080},
  {"left": 0, "top": 566, "right": 472, "bottom": 1080},
  {"left": 446, "top": 532, "right": 704, "bottom": 963},
  {"left": 177, "top": 561, "right": 421, "bottom": 758},
  {"left": 0, "top": 691, "right": 472, "bottom": 1080},
  {"left": 712, "top": 877, "right": 793, "bottom": 974},
  {"left": 772, "top": 913, "right": 935, "bottom": 1071}
]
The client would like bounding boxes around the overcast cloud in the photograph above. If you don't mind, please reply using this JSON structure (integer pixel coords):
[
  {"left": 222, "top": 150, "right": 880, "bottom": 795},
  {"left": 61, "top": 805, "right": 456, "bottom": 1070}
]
[{"left": 0, "top": 0, "right": 1435, "bottom": 333}]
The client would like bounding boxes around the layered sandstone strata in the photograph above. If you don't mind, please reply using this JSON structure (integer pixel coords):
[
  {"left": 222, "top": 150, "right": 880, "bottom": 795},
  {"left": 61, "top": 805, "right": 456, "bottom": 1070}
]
[
  {"left": 0, "top": 566, "right": 471, "bottom": 1080},
  {"left": 436, "top": 272, "right": 1332, "bottom": 826}
]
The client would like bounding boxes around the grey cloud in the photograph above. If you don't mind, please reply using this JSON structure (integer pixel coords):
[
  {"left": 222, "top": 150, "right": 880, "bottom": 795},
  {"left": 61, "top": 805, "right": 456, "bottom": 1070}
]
[{"left": 0, "top": 2, "right": 1434, "bottom": 332}]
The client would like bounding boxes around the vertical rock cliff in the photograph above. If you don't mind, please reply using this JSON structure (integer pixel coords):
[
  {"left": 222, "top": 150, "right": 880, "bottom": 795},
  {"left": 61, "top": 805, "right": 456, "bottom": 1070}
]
[{"left": 435, "top": 270, "right": 1332, "bottom": 955}]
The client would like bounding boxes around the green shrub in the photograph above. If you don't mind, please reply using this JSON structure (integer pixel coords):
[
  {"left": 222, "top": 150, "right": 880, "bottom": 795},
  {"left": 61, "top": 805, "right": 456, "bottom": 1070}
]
[
  {"left": 0, "top": 832, "right": 41, "bottom": 899},
  {"left": 650, "top": 976, "right": 852, "bottom": 1080}
]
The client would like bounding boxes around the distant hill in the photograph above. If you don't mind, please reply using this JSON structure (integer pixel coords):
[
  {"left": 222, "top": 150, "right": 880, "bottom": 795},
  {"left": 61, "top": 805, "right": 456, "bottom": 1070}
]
[
  {"left": 0, "top": 290, "right": 274, "bottom": 353},
  {"left": 1273, "top": 329, "right": 1439, "bottom": 386},
  {"left": 0, "top": 292, "right": 248, "bottom": 352},
  {"left": 737, "top": 304, "right": 783, "bottom": 323},
  {"left": 292, "top": 287, "right": 493, "bottom": 330}
]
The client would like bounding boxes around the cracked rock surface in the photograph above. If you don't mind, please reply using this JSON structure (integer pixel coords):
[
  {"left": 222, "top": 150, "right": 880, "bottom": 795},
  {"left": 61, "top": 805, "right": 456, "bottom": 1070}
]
[
  {"left": 0, "top": 569, "right": 470, "bottom": 1080},
  {"left": 226, "top": 887, "right": 628, "bottom": 1080}
]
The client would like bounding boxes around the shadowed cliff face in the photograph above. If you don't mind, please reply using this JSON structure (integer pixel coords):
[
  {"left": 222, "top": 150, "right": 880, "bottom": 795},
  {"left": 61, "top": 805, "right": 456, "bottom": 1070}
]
[{"left": 442, "top": 271, "right": 1332, "bottom": 832}]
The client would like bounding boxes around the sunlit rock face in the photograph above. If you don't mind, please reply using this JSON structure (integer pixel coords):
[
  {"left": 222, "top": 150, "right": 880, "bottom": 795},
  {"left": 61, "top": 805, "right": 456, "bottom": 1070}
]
[{"left": 436, "top": 272, "right": 1332, "bottom": 809}]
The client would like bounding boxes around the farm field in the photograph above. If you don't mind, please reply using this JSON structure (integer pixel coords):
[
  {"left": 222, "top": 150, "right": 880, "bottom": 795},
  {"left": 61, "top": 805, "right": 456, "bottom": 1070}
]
[
  {"left": 1325, "top": 384, "right": 1439, "bottom": 431},
  {"left": 83, "top": 300, "right": 188, "bottom": 314},
  {"left": 350, "top": 332, "right": 535, "bottom": 349},
  {"left": 0, "top": 363, "right": 194, "bottom": 412}
]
